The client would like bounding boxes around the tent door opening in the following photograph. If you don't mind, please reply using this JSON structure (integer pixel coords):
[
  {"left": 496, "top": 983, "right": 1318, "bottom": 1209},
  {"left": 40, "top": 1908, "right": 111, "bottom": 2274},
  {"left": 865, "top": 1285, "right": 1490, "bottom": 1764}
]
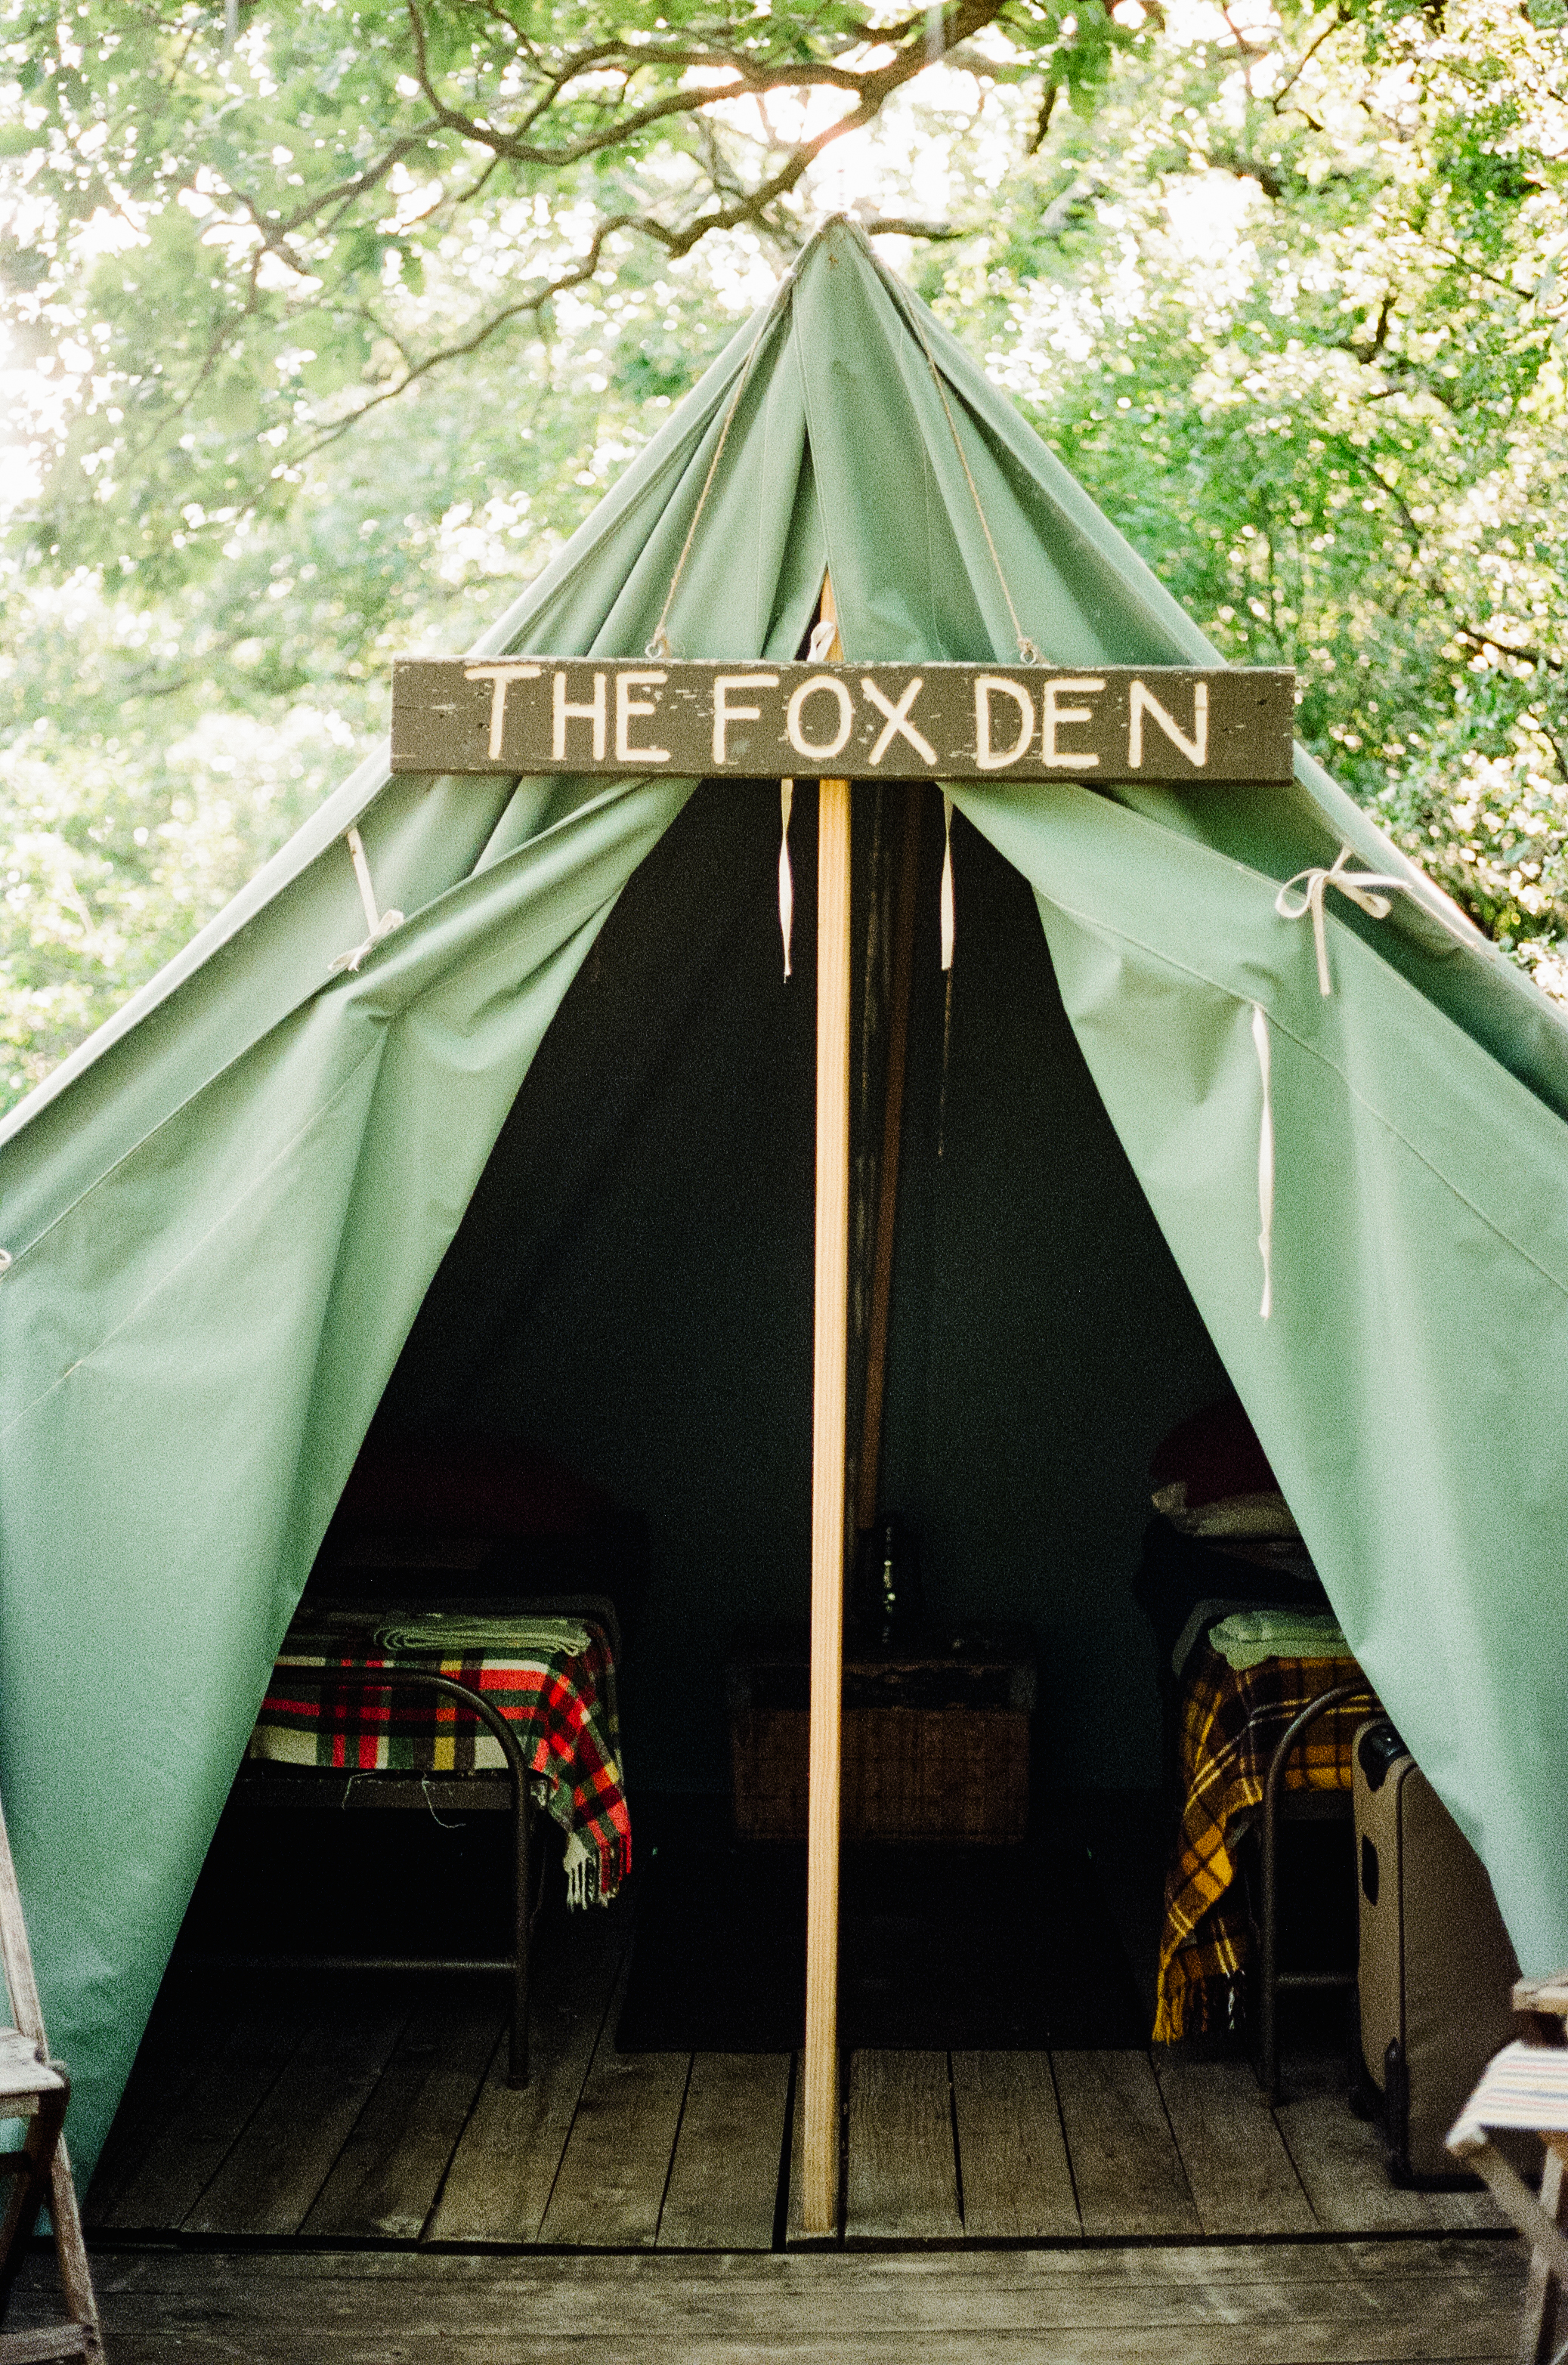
[{"left": 321, "top": 776, "right": 1234, "bottom": 2221}]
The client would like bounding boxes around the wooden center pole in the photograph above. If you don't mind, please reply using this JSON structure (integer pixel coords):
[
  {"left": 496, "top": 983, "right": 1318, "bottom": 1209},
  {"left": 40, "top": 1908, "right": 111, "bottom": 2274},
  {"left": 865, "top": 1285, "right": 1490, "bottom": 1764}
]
[{"left": 803, "top": 577, "right": 850, "bottom": 2237}]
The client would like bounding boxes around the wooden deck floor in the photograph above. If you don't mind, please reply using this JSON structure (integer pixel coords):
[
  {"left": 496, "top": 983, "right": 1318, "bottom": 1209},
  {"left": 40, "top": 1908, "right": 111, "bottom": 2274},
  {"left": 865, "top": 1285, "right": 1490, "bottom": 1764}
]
[
  {"left": 20, "top": 2239, "right": 1530, "bottom": 2362},
  {"left": 84, "top": 1894, "right": 1508, "bottom": 2253}
]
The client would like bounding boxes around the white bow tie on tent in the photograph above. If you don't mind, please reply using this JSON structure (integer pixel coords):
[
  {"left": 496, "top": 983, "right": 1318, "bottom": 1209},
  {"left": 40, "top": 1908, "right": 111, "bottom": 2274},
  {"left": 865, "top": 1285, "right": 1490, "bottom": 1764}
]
[
  {"left": 1252, "top": 843, "right": 1483, "bottom": 1321},
  {"left": 1272, "top": 842, "right": 1474, "bottom": 997},
  {"left": 1275, "top": 846, "right": 1399, "bottom": 997},
  {"left": 1257, "top": 849, "right": 1403, "bottom": 1324}
]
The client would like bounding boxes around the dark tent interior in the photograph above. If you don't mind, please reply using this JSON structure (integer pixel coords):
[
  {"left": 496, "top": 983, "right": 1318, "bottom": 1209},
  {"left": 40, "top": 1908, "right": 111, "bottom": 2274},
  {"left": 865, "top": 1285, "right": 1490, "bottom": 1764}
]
[
  {"left": 162, "top": 771, "right": 1321, "bottom": 2078},
  {"left": 363, "top": 778, "right": 1229, "bottom": 1801}
]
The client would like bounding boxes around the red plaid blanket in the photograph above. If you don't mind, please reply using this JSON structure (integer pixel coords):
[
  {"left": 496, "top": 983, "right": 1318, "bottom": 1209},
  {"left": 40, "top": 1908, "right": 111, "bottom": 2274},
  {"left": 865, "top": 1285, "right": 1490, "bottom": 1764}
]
[
  {"left": 249, "top": 1610, "right": 630, "bottom": 1907},
  {"left": 1154, "top": 1638, "right": 1376, "bottom": 2041}
]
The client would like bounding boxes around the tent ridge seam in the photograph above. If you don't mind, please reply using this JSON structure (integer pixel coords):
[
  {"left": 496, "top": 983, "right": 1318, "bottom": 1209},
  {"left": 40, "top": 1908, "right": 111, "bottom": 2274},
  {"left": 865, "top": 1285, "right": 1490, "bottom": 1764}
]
[
  {"left": 473, "top": 313, "right": 792, "bottom": 665},
  {"left": 1253, "top": 1002, "right": 1568, "bottom": 1309},
  {"left": 1036, "top": 889, "right": 1568, "bottom": 1307}
]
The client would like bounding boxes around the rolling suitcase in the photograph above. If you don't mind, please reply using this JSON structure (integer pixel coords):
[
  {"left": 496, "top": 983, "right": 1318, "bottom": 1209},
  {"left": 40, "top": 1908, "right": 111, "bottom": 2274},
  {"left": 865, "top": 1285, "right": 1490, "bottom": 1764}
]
[{"left": 1353, "top": 1717, "right": 1520, "bottom": 2181}]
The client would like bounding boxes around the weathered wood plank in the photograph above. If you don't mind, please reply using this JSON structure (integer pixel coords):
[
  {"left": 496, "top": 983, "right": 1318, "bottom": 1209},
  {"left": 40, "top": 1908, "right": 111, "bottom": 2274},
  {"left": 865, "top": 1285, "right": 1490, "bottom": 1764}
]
[
  {"left": 91, "top": 1985, "right": 311, "bottom": 2232},
  {"left": 951, "top": 2050, "right": 1078, "bottom": 2240},
  {"left": 39, "top": 2233, "right": 1526, "bottom": 2308},
  {"left": 845, "top": 2051, "right": 961, "bottom": 2245},
  {"left": 784, "top": 2049, "right": 823, "bottom": 2250},
  {"left": 302, "top": 1986, "right": 503, "bottom": 2241},
  {"left": 657, "top": 2053, "right": 791, "bottom": 2250},
  {"left": 1273, "top": 2057, "right": 1449, "bottom": 2233},
  {"left": 390, "top": 658, "right": 1298, "bottom": 786},
  {"left": 14, "top": 2238, "right": 1527, "bottom": 2363},
  {"left": 536, "top": 1956, "right": 690, "bottom": 2249},
  {"left": 427, "top": 1900, "right": 629, "bottom": 2246},
  {"left": 83, "top": 1974, "right": 230, "bottom": 2229},
  {"left": 14, "top": 2321, "right": 1523, "bottom": 2363},
  {"left": 1426, "top": 2180, "right": 1509, "bottom": 2232},
  {"left": 1154, "top": 2054, "right": 1316, "bottom": 2237},
  {"left": 1051, "top": 2051, "right": 1201, "bottom": 2238},
  {"left": 185, "top": 1990, "right": 412, "bottom": 2236}
]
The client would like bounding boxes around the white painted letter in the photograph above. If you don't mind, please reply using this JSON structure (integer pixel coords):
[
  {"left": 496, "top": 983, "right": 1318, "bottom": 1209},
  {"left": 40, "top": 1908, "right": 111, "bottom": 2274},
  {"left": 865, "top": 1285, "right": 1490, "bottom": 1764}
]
[
  {"left": 1041, "top": 677, "right": 1105, "bottom": 770},
  {"left": 786, "top": 674, "right": 854, "bottom": 763},
  {"left": 552, "top": 669, "right": 608, "bottom": 763},
  {"left": 713, "top": 672, "right": 779, "bottom": 765},
  {"left": 973, "top": 675, "right": 1035, "bottom": 771},
  {"left": 1128, "top": 679, "right": 1209, "bottom": 769},
  {"left": 861, "top": 676, "right": 937, "bottom": 768},
  {"left": 614, "top": 669, "right": 670, "bottom": 764},
  {"left": 465, "top": 663, "right": 543, "bottom": 760}
]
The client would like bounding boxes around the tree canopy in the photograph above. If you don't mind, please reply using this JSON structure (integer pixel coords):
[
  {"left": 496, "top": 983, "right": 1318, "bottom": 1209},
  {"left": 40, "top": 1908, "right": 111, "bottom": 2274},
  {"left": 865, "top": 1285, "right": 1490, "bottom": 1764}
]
[{"left": 1, "top": 0, "right": 1564, "bottom": 1107}]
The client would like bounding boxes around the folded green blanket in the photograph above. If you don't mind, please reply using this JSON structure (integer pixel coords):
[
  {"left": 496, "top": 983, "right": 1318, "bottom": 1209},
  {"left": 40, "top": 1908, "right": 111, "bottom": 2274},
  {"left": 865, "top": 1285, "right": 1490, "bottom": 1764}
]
[
  {"left": 1208, "top": 1607, "right": 1349, "bottom": 1672},
  {"left": 369, "top": 1613, "right": 591, "bottom": 1659},
  {"left": 289, "top": 1608, "right": 593, "bottom": 1659}
]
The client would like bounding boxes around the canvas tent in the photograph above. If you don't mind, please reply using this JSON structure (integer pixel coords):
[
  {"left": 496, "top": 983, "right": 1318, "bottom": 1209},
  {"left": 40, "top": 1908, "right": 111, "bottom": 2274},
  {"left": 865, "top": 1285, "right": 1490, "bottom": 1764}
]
[{"left": 3, "top": 218, "right": 1568, "bottom": 2180}]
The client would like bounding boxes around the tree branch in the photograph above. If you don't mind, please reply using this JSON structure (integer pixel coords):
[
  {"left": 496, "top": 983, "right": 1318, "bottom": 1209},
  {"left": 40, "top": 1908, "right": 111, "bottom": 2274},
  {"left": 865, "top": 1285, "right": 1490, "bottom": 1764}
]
[
  {"left": 1456, "top": 626, "right": 1564, "bottom": 673},
  {"left": 402, "top": 0, "right": 1006, "bottom": 174}
]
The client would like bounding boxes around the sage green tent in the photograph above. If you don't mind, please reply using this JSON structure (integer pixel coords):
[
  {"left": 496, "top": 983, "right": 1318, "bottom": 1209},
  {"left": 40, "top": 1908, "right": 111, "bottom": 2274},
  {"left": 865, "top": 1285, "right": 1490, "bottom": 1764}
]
[{"left": 5, "top": 219, "right": 1567, "bottom": 2177}]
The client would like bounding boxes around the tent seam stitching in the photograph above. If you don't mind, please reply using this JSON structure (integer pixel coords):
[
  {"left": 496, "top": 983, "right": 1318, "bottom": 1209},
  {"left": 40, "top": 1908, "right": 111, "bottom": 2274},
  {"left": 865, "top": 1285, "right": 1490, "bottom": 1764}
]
[
  {"left": 0, "top": 776, "right": 691, "bottom": 1275},
  {"left": 1035, "top": 890, "right": 1568, "bottom": 1306}
]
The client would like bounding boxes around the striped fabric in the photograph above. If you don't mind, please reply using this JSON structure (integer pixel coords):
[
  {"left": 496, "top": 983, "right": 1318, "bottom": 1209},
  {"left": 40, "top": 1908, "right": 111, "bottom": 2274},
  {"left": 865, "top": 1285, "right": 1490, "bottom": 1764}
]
[
  {"left": 1449, "top": 2040, "right": 1568, "bottom": 2149},
  {"left": 248, "top": 1612, "right": 629, "bottom": 1907},
  {"left": 1154, "top": 1638, "right": 1376, "bottom": 2042}
]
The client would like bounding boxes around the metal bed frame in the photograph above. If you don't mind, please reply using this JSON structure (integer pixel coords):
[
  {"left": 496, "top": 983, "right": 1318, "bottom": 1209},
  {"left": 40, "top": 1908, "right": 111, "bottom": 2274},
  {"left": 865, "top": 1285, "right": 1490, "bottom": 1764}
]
[
  {"left": 199, "top": 1665, "right": 536, "bottom": 2088},
  {"left": 1254, "top": 1677, "right": 1378, "bottom": 2102}
]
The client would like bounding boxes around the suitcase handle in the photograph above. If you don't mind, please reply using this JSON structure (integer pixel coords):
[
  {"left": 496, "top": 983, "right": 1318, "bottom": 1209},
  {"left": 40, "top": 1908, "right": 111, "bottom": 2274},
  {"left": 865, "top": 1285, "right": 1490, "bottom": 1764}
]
[{"left": 1356, "top": 1716, "right": 1406, "bottom": 1792}]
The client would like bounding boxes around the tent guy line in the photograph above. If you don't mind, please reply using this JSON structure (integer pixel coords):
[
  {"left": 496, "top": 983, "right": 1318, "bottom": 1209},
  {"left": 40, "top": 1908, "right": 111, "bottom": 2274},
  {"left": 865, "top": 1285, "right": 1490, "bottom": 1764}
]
[{"left": 390, "top": 657, "right": 1296, "bottom": 785}]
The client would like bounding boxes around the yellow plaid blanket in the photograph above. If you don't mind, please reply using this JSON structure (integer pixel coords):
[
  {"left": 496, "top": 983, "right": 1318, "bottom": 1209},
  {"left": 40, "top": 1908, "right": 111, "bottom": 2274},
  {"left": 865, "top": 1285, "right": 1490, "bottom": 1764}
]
[{"left": 1154, "top": 1638, "right": 1377, "bottom": 2042}]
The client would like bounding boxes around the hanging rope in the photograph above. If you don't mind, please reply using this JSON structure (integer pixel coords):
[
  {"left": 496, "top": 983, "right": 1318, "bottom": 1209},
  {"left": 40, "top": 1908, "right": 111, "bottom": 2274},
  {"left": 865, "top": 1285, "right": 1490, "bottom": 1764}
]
[
  {"left": 775, "top": 613, "right": 846, "bottom": 982},
  {"left": 645, "top": 286, "right": 790, "bottom": 663},
  {"left": 779, "top": 778, "right": 795, "bottom": 979},
  {"left": 939, "top": 792, "right": 955, "bottom": 972},
  {"left": 330, "top": 827, "right": 405, "bottom": 975},
  {"left": 1251, "top": 1004, "right": 1275, "bottom": 1322}
]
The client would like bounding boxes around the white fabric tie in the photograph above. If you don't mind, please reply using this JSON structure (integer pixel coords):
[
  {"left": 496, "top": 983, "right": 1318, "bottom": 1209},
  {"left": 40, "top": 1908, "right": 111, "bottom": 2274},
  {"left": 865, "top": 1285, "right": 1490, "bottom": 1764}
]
[
  {"left": 331, "top": 827, "right": 405, "bottom": 975},
  {"left": 778, "top": 778, "right": 794, "bottom": 980},
  {"left": 806, "top": 617, "right": 837, "bottom": 663},
  {"left": 1251, "top": 1004, "right": 1274, "bottom": 1321},
  {"left": 1275, "top": 846, "right": 1404, "bottom": 997},
  {"left": 940, "top": 791, "right": 955, "bottom": 972}
]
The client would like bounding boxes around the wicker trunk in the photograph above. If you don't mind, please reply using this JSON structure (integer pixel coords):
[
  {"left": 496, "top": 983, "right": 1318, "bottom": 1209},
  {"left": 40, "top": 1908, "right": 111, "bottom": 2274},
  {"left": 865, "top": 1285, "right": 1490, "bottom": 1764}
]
[{"left": 726, "top": 1624, "right": 1035, "bottom": 1845}]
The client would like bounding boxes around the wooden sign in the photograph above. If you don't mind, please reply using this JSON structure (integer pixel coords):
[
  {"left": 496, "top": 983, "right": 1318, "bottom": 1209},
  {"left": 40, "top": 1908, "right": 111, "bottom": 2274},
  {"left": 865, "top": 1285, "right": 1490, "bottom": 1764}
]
[{"left": 391, "top": 658, "right": 1295, "bottom": 784}]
